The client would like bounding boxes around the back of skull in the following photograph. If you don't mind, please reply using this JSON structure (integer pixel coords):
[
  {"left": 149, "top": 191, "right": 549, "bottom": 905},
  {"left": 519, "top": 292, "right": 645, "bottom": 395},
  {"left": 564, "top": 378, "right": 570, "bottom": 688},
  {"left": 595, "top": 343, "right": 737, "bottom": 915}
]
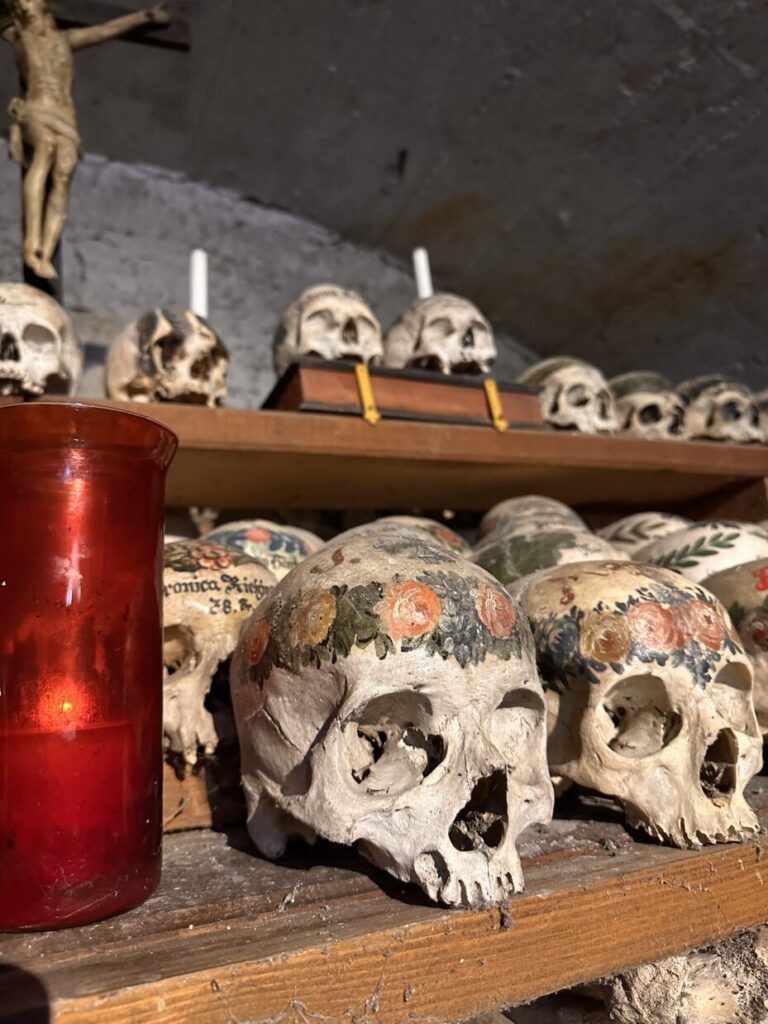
[
  {"left": 610, "top": 372, "right": 687, "bottom": 439},
  {"left": 206, "top": 519, "right": 325, "bottom": 580},
  {"left": 231, "top": 529, "right": 553, "bottom": 908},
  {"left": 107, "top": 310, "right": 230, "bottom": 406},
  {"left": 384, "top": 294, "right": 497, "bottom": 375},
  {"left": 163, "top": 541, "right": 276, "bottom": 763},
  {"left": 0, "top": 282, "right": 82, "bottom": 397},
  {"left": 679, "top": 376, "right": 761, "bottom": 444},
  {"left": 519, "top": 357, "right": 618, "bottom": 433},
  {"left": 514, "top": 560, "right": 761, "bottom": 847},
  {"left": 273, "top": 285, "right": 383, "bottom": 376}
]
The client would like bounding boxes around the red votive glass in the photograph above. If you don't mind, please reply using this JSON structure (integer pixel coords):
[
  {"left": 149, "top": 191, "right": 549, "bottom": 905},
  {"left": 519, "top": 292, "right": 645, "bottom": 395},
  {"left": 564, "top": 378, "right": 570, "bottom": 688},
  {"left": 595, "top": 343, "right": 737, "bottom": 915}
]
[{"left": 0, "top": 402, "right": 177, "bottom": 930}]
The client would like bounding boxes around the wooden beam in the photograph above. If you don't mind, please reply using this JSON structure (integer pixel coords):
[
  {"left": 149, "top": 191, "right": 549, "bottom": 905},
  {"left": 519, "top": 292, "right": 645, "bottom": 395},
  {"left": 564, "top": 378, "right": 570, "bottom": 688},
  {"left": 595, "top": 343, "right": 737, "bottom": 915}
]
[{"left": 4, "top": 779, "right": 768, "bottom": 1023}]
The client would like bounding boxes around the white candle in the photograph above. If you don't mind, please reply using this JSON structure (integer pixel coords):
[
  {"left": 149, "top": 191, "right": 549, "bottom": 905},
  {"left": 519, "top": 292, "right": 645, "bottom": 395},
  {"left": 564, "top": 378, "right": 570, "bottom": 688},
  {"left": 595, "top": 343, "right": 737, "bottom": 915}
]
[
  {"left": 412, "top": 247, "right": 433, "bottom": 299},
  {"left": 190, "top": 249, "right": 208, "bottom": 318}
]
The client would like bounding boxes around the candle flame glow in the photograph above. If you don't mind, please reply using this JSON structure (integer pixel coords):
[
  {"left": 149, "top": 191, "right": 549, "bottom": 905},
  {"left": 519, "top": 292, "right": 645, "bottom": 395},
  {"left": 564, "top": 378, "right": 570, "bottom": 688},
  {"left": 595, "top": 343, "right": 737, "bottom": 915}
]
[{"left": 35, "top": 677, "right": 94, "bottom": 731}]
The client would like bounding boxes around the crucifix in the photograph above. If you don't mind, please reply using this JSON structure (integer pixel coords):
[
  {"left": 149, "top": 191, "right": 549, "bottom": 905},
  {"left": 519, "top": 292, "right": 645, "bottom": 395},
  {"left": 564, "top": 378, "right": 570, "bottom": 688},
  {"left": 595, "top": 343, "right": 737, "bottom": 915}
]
[{"left": 1, "top": 0, "right": 181, "bottom": 293}]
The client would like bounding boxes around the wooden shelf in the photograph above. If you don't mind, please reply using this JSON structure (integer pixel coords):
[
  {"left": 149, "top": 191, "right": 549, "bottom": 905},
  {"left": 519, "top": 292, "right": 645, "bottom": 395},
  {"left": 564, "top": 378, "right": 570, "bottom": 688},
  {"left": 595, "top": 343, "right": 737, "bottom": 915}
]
[
  {"left": 4, "top": 778, "right": 768, "bottom": 1023},
  {"left": 37, "top": 398, "right": 768, "bottom": 511}
]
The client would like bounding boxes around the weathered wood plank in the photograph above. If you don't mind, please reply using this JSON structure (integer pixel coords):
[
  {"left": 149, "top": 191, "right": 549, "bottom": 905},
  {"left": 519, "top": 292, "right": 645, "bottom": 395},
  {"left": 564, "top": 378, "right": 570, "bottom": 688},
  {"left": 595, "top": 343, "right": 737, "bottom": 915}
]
[{"left": 2, "top": 780, "right": 768, "bottom": 1023}]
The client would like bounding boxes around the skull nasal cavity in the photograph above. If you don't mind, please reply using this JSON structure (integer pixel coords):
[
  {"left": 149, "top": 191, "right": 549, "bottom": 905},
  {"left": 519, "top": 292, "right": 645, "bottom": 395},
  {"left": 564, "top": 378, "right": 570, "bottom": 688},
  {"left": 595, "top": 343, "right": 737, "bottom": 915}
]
[
  {"left": 700, "top": 729, "right": 738, "bottom": 802},
  {"left": 342, "top": 318, "right": 358, "bottom": 343},
  {"left": 0, "top": 333, "right": 19, "bottom": 361},
  {"left": 449, "top": 769, "right": 507, "bottom": 852},
  {"left": 461, "top": 327, "right": 474, "bottom": 348}
]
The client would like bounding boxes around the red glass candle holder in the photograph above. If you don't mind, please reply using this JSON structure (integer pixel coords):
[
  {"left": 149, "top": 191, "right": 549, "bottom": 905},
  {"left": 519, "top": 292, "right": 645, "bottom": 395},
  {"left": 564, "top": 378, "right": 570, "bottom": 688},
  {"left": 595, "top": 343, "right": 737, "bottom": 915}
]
[{"left": 0, "top": 402, "right": 177, "bottom": 930}]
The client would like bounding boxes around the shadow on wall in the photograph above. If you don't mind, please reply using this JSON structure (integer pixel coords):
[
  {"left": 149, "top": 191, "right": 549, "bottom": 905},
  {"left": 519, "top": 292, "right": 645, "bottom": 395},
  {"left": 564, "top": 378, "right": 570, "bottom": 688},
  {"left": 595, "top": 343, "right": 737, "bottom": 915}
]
[
  {"left": 0, "top": 964, "right": 51, "bottom": 1023},
  {"left": 0, "top": 155, "right": 537, "bottom": 409}
]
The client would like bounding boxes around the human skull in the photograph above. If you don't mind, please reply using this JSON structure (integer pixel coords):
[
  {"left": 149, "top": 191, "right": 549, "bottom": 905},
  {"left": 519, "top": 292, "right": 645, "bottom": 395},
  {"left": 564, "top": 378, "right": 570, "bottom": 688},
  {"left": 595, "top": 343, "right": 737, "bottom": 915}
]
[
  {"left": 332, "top": 515, "right": 471, "bottom": 557},
  {"left": 479, "top": 496, "right": 586, "bottom": 539},
  {"left": 703, "top": 558, "right": 768, "bottom": 736},
  {"left": 474, "top": 527, "right": 626, "bottom": 585},
  {"left": 597, "top": 512, "right": 692, "bottom": 556},
  {"left": 519, "top": 358, "right": 618, "bottom": 434},
  {"left": 678, "top": 376, "right": 761, "bottom": 444},
  {"left": 106, "top": 309, "right": 230, "bottom": 406},
  {"left": 273, "top": 284, "right": 383, "bottom": 377},
  {"left": 514, "top": 560, "right": 761, "bottom": 847},
  {"left": 163, "top": 540, "right": 275, "bottom": 764},
  {"left": 206, "top": 519, "right": 325, "bottom": 581},
  {"left": 384, "top": 293, "right": 497, "bottom": 375},
  {"left": 231, "top": 530, "right": 553, "bottom": 908},
  {"left": 0, "top": 282, "right": 82, "bottom": 397},
  {"left": 756, "top": 388, "right": 768, "bottom": 441},
  {"left": 610, "top": 371, "right": 687, "bottom": 440},
  {"left": 634, "top": 520, "right": 768, "bottom": 583}
]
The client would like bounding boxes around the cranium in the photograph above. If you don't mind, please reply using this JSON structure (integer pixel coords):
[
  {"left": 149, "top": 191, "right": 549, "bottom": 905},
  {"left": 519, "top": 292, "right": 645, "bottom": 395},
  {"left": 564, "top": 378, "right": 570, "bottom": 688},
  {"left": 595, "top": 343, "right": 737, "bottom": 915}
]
[
  {"left": 479, "top": 495, "right": 587, "bottom": 540},
  {"left": 163, "top": 540, "right": 275, "bottom": 764},
  {"left": 514, "top": 560, "right": 761, "bottom": 846},
  {"left": 0, "top": 282, "right": 82, "bottom": 397},
  {"left": 610, "top": 371, "right": 687, "bottom": 440},
  {"left": 106, "top": 309, "right": 230, "bottom": 406},
  {"left": 333, "top": 515, "right": 471, "bottom": 557},
  {"left": 519, "top": 358, "right": 618, "bottom": 434},
  {"left": 231, "top": 529, "right": 553, "bottom": 908},
  {"left": 678, "top": 376, "right": 761, "bottom": 444},
  {"left": 474, "top": 526, "right": 626, "bottom": 585},
  {"left": 384, "top": 293, "right": 497, "bottom": 375},
  {"left": 703, "top": 558, "right": 768, "bottom": 736},
  {"left": 634, "top": 520, "right": 768, "bottom": 583},
  {"left": 273, "top": 284, "right": 383, "bottom": 376},
  {"left": 206, "top": 519, "right": 325, "bottom": 581},
  {"left": 597, "top": 512, "right": 692, "bottom": 556}
]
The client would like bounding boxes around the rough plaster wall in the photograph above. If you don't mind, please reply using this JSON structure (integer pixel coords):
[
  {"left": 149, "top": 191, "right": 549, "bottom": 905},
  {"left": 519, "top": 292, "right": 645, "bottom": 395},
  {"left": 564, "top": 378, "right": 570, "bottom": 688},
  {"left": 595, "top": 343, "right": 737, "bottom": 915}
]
[{"left": 0, "top": 154, "right": 535, "bottom": 406}]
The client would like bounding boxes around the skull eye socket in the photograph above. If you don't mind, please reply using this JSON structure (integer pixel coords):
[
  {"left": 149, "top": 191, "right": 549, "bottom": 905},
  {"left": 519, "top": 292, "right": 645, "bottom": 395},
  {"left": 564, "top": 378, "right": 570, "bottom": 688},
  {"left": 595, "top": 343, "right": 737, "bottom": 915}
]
[
  {"left": 638, "top": 402, "right": 662, "bottom": 425},
  {"left": 564, "top": 383, "right": 590, "bottom": 408},
  {"left": 720, "top": 401, "right": 743, "bottom": 422},
  {"left": 21, "top": 323, "right": 57, "bottom": 350},
  {"left": 348, "top": 692, "right": 445, "bottom": 794},
  {"left": 163, "top": 624, "right": 198, "bottom": 676},
  {"left": 597, "top": 675, "right": 681, "bottom": 758},
  {"left": 708, "top": 661, "right": 756, "bottom": 736}
]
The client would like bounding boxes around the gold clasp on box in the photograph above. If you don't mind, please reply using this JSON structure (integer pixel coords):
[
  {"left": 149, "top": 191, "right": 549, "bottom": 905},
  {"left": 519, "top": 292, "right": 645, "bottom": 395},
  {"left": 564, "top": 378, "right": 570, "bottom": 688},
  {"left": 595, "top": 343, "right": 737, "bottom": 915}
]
[
  {"left": 483, "top": 378, "right": 508, "bottom": 432},
  {"left": 354, "top": 364, "right": 381, "bottom": 426}
]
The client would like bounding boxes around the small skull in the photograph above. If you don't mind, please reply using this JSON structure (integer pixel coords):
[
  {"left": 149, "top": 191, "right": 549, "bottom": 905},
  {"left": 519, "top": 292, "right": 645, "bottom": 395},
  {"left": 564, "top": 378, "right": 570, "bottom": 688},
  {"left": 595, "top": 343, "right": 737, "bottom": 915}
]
[
  {"left": 206, "top": 519, "right": 325, "bottom": 581},
  {"left": 610, "top": 371, "right": 687, "bottom": 440},
  {"left": 106, "top": 309, "right": 230, "bottom": 407},
  {"left": 0, "top": 282, "right": 82, "bottom": 397},
  {"left": 231, "top": 529, "right": 553, "bottom": 908},
  {"left": 163, "top": 540, "right": 276, "bottom": 764},
  {"left": 384, "top": 294, "right": 497, "bottom": 375},
  {"left": 514, "top": 560, "right": 761, "bottom": 847},
  {"left": 519, "top": 358, "right": 619, "bottom": 434},
  {"left": 597, "top": 512, "right": 692, "bottom": 556},
  {"left": 273, "top": 285, "right": 383, "bottom": 376},
  {"left": 479, "top": 496, "right": 587, "bottom": 539},
  {"left": 678, "top": 376, "right": 761, "bottom": 444}
]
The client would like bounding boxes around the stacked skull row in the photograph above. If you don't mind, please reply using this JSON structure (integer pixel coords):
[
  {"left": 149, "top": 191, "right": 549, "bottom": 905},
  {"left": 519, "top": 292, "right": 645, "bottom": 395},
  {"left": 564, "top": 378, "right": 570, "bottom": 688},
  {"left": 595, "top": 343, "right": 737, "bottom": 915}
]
[{"left": 162, "top": 500, "right": 767, "bottom": 911}]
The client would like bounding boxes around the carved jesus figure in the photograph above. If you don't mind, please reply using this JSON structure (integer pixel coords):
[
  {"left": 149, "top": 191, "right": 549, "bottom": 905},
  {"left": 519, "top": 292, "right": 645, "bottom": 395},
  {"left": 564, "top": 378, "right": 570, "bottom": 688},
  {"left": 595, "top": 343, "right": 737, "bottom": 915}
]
[{"left": 2, "top": 0, "right": 169, "bottom": 279}]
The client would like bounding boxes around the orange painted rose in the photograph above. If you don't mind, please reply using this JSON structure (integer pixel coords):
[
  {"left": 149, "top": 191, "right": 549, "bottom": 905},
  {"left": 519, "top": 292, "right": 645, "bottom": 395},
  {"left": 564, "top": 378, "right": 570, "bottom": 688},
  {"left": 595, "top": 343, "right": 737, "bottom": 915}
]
[
  {"left": 246, "top": 527, "right": 272, "bottom": 546},
  {"left": 579, "top": 610, "right": 631, "bottom": 662},
  {"left": 379, "top": 580, "right": 441, "bottom": 642},
  {"left": 680, "top": 599, "right": 725, "bottom": 651},
  {"left": 192, "top": 543, "right": 233, "bottom": 571},
  {"left": 289, "top": 590, "right": 337, "bottom": 647},
  {"left": 753, "top": 566, "right": 768, "bottom": 592},
  {"left": 244, "top": 616, "right": 270, "bottom": 667},
  {"left": 435, "top": 526, "right": 467, "bottom": 553},
  {"left": 627, "top": 602, "right": 683, "bottom": 651},
  {"left": 475, "top": 585, "right": 517, "bottom": 638}
]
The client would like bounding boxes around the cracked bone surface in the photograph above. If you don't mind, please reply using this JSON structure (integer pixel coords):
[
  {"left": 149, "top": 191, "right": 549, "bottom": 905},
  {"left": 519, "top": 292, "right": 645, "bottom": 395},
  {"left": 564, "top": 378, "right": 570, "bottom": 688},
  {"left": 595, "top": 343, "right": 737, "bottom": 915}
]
[
  {"left": 231, "top": 527, "right": 553, "bottom": 908},
  {"left": 609, "top": 370, "right": 688, "bottom": 440},
  {"left": 106, "top": 309, "right": 230, "bottom": 406},
  {"left": 383, "top": 293, "right": 497, "bottom": 375},
  {"left": 519, "top": 357, "right": 619, "bottom": 434},
  {"left": 678, "top": 375, "right": 762, "bottom": 444},
  {"left": 163, "top": 540, "right": 276, "bottom": 764},
  {"left": 273, "top": 284, "right": 383, "bottom": 376},
  {"left": 0, "top": 282, "right": 82, "bottom": 397},
  {"left": 513, "top": 560, "right": 762, "bottom": 847}
]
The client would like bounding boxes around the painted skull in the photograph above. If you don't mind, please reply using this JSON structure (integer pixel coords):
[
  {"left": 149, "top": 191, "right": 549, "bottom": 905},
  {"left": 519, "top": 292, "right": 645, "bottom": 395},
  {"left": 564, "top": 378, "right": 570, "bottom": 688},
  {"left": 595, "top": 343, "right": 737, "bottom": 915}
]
[
  {"left": 273, "top": 284, "right": 383, "bottom": 376},
  {"left": 634, "top": 520, "right": 768, "bottom": 584},
  {"left": 106, "top": 309, "right": 230, "bottom": 407},
  {"left": 678, "top": 376, "right": 762, "bottom": 444},
  {"left": 703, "top": 558, "right": 768, "bottom": 735},
  {"left": 474, "top": 526, "right": 626, "bottom": 585},
  {"left": 514, "top": 560, "right": 761, "bottom": 847},
  {"left": 0, "top": 282, "right": 82, "bottom": 397},
  {"left": 206, "top": 519, "right": 325, "bottom": 581},
  {"left": 597, "top": 512, "right": 693, "bottom": 556},
  {"left": 519, "top": 358, "right": 618, "bottom": 434},
  {"left": 231, "top": 529, "right": 553, "bottom": 908},
  {"left": 610, "top": 371, "right": 687, "bottom": 440},
  {"left": 163, "top": 540, "right": 275, "bottom": 763},
  {"left": 333, "top": 515, "right": 471, "bottom": 557},
  {"left": 384, "top": 294, "right": 497, "bottom": 375},
  {"left": 479, "top": 496, "right": 586, "bottom": 539}
]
